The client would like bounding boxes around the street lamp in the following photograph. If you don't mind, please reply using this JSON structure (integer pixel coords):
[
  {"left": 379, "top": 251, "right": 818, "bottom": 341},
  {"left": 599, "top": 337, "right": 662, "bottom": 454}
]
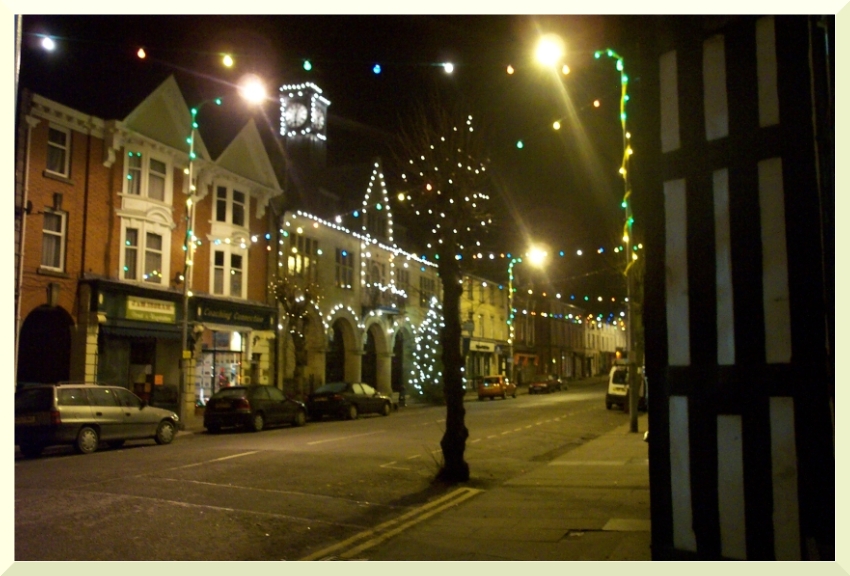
[
  {"left": 506, "top": 247, "right": 547, "bottom": 384},
  {"left": 535, "top": 35, "right": 640, "bottom": 432},
  {"left": 178, "top": 77, "right": 267, "bottom": 428}
]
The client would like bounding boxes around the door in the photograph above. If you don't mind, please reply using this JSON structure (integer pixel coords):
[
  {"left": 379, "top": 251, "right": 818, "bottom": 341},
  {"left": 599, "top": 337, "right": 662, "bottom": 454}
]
[
  {"left": 87, "top": 387, "right": 125, "bottom": 440},
  {"left": 358, "top": 383, "right": 381, "bottom": 414},
  {"left": 114, "top": 387, "right": 156, "bottom": 439},
  {"left": 265, "top": 386, "right": 294, "bottom": 424}
]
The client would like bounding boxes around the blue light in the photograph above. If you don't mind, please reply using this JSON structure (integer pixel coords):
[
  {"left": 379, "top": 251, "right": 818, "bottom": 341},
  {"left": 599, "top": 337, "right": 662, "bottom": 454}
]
[
  {"left": 341, "top": 250, "right": 348, "bottom": 257},
  {"left": 353, "top": 210, "right": 360, "bottom": 218},
  {"left": 265, "top": 233, "right": 271, "bottom": 240},
  {"left": 373, "top": 64, "right": 381, "bottom": 74},
  {"left": 559, "top": 250, "right": 565, "bottom": 257},
  {"left": 303, "top": 60, "right": 312, "bottom": 71}
]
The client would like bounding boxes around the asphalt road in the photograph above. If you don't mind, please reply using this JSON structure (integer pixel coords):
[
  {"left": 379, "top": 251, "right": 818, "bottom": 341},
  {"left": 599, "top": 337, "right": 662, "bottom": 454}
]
[{"left": 15, "top": 378, "right": 629, "bottom": 560}]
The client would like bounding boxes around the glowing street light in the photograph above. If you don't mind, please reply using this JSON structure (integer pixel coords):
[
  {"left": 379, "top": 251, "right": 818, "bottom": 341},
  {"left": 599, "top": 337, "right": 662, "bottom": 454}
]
[
  {"left": 506, "top": 246, "right": 548, "bottom": 382},
  {"left": 238, "top": 74, "right": 267, "bottom": 106},
  {"left": 41, "top": 36, "right": 55, "bottom": 51},
  {"left": 535, "top": 34, "right": 565, "bottom": 68}
]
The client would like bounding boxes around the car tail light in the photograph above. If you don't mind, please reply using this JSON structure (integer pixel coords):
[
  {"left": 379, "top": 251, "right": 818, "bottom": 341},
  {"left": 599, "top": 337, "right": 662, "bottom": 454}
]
[
  {"left": 50, "top": 409, "right": 61, "bottom": 425},
  {"left": 331, "top": 394, "right": 344, "bottom": 401},
  {"left": 233, "top": 398, "right": 251, "bottom": 410}
]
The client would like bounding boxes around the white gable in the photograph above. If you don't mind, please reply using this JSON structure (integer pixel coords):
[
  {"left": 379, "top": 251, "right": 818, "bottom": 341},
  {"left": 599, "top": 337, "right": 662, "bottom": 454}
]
[{"left": 215, "top": 118, "right": 281, "bottom": 193}]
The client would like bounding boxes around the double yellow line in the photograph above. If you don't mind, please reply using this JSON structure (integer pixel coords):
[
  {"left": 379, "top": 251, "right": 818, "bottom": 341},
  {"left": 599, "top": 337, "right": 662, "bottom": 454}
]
[{"left": 300, "top": 487, "right": 482, "bottom": 561}]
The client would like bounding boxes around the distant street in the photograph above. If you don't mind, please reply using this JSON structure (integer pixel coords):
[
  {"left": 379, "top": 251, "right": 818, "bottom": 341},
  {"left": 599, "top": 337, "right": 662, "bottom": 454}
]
[{"left": 15, "top": 378, "right": 630, "bottom": 560}]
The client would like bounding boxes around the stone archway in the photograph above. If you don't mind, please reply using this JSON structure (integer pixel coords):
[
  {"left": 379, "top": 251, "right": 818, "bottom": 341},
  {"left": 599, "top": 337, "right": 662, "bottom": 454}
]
[
  {"left": 17, "top": 305, "right": 74, "bottom": 385},
  {"left": 325, "top": 315, "right": 359, "bottom": 384},
  {"left": 391, "top": 325, "right": 415, "bottom": 396},
  {"left": 362, "top": 321, "right": 392, "bottom": 395}
]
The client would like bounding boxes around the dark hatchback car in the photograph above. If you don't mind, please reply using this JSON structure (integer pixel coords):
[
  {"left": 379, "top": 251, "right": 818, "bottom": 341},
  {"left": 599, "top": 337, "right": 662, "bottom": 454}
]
[
  {"left": 307, "top": 382, "right": 393, "bottom": 420},
  {"left": 528, "top": 375, "right": 566, "bottom": 394},
  {"left": 203, "top": 385, "right": 307, "bottom": 433},
  {"left": 15, "top": 383, "right": 179, "bottom": 457}
]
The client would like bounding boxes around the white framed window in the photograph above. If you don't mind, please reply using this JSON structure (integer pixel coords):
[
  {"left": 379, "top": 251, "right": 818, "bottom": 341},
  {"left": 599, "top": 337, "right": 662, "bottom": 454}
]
[
  {"left": 123, "top": 151, "right": 172, "bottom": 203},
  {"left": 46, "top": 126, "right": 71, "bottom": 177},
  {"left": 215, "top": 186, "right": 248, "bottom": 227},
  {"left": 41, "top": 209, "right": 67, "bottom": 271},
  {"left": 335, "top": 248, "right": 354, "bottom": 289},
  {"left": 120, "top": 221, "right": 170, "bottom": 285},
  {"left": 212, "top": 246, "right": 247, "bottom": 298}
]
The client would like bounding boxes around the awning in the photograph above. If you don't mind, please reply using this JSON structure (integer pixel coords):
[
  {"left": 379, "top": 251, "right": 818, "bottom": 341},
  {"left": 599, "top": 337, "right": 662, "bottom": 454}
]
[{"left": 100, "top": 322, "right": 182, "bottom": 341}]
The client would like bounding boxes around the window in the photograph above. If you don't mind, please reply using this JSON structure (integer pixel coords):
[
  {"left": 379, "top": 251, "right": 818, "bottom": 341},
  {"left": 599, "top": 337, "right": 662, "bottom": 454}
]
[
  {"left": 479, "top": 283, "right": 485, "bottom": 303},
  {"left": 41, "top": 209, "right": 66, "bottom": 271},
  {"left": 215, "top": 186, "right": 247, "bottom": 227},
  {"left": 46, "top": 126, "right": 70, "bottom": 177},
  {"left": 364, "top": 259, "right": 386, "bottom": 287},
  {"left": 335, "top": 248, "right": 354, "bottom": 289},
  {"left": 124, "top": 151, "right": 171, "bottom": 202},
  {"left": 289, "top": 233, "right": 318, "bottom": 282},
  {"left": 212, "top": 247, "right": 246, "bottom": 298},
  {"left": 420, "top": 276, "right": 436, "bottom": 308},
  {"left": 122, "top": 224, "right": 169, "bottom": 285},
  {"left": 397, "top": 269, "right": 409, "bottom": 292}
]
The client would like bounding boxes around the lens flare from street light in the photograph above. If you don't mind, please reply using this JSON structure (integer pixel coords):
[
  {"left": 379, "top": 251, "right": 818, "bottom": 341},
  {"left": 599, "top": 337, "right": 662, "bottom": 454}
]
[
  {"left": 536, "top": 34, "right": 564, "bottom": 67},
  {"left": 443, "top": 62, "right": 454, "bottom": 74},
  {"left": 527, "top": 247, "right": 547, "bottom": 267},
  {"left": 239, "top": 75, "right": 267, "bottom": 105}
]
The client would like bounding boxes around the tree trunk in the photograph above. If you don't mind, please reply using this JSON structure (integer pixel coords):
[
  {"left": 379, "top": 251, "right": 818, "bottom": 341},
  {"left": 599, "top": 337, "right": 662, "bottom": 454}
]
[{"left": 437, "top": 256, "right": 469, "bottom": 482}]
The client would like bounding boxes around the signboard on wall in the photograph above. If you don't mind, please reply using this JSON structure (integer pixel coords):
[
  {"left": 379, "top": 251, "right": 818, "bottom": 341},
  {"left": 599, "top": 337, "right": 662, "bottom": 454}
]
[{"left": 126, "top": 296, "right": 176, "bottom": 323}]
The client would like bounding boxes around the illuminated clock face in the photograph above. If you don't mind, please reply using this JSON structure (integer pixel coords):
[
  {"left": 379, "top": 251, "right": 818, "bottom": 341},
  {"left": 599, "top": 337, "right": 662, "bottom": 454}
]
[
  {"left": 284, "top": 102, "right": 309, "bottom": 128},
  {"left": 313, "top": 108, "right": 326, "bottom": 130}
]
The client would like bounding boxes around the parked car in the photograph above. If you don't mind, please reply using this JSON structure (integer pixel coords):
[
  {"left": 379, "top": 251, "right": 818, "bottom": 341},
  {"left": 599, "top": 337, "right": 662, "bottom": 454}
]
[
  {"left": 528, "top": 375, "right": 566, "bottom": 394},
  {"left": 605, "top": 365, "right": 647, "bottom": 411},
  {"left": 15, "top": 383, "right": 179, "bottom": 457},
  {"left": 307, "top": 382, "right": 393, "bottom": 420},
  {"left": 203, "top": 385, "right": 307, "bottom": 433},
  {"left": 477, "top": 375, "right": 516, "bottom": 400}
]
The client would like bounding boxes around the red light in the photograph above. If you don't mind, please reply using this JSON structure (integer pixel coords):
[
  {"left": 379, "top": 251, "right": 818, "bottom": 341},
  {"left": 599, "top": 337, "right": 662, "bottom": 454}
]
[{"left": 50, "top": 409, "right": 61, "bottom": 425}]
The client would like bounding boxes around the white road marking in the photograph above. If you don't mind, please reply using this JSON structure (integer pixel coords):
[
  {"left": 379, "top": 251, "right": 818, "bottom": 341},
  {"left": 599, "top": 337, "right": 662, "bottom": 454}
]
[
  {"left": 177, "top": 451, "right": 258, "bottom": 469},
  {"left": 307, "top": 431, "right": 381, "bottom": 446}
]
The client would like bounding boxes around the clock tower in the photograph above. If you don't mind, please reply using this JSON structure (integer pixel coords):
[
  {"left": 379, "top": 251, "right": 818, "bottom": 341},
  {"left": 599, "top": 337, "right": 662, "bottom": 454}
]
[{"left": 279, "top": 82, "right": 330, "bottom": 180}]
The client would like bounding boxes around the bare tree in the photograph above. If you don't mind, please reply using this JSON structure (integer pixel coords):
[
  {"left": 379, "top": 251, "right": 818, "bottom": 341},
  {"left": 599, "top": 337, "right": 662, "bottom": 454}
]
[
  {"left": 270, "top": 275, "right": 322, "bottom": 400},
  {"left": 393, "top": 98, "right": 494, "bottom": 483}
]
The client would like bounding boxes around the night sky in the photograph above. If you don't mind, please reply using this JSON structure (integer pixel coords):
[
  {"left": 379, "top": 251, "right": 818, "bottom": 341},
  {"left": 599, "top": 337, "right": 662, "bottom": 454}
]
[{"left": 18, "top": 14, "right": 645, "bottom": 315}]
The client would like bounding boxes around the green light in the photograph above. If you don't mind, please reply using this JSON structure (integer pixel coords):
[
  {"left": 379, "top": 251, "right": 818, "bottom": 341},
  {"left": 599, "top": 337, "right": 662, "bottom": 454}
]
[
  {"left": 214, "top": 98, "right": 222, "bottom": 105},
  {"left": 191, "top": 108, "right": 198, "bottom": 116},
  {"left": 594, "top": 51, "right": 601, "bottom": 58},
  {"left": 622, "top": 74, "right": 628, "bottom": 83},
  {"left": 189, "top": 152, "right": 196, "bottom": 160},
  {"left": 607, "top": 49, "right": 613, "bottom": 57},
  {"left": 621, "top": 113, "right": 627, "bottom": 121},
  {"left": 127, "top": 174, "right": 132, "bottom": 180},
  {"left": 303, "top": 60, "right": 312, "bottom": 71},
  {"left": 616, "top": 60, "right": 624, "bottom": 71},
  {"left": 192, "top": 122, "right": 198, "bottom": 128},
  {"left": 186, "top": 137, "right": 193, "bottom": 144},
  {"left": 621, "top": 201, "right": 628, "bottom": 208},
  {"left": 376, "top": 203, "right": 383, "bottom": 211},
  {"left": 516, "top": 140, "right": 524, "bottom": 149},
  {"left": 624, "top": 94, "right": 630, "bottom": 101}
]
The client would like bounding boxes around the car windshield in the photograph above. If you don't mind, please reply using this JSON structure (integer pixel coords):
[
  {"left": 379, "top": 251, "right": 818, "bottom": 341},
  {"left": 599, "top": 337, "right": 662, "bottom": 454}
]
[
  {"left": 211, "top": 387, "right": 248, "bottom": 399},
  {"left": 612, "top": 369, "right": 629, "bottom": 384},
  {"left": 314, "top": 382, "right": 348, "bottom": 394}
]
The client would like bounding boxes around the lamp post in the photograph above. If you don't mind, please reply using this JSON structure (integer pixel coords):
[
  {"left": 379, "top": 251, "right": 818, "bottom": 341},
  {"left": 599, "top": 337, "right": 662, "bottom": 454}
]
[
  {"left": 534, "top": 37, "right": 640, "bottom": 433},
  {"left": 178, "top": 76, "right": 267, "bottom": 428},
  {"left": 506, "top": 247, "right": 547, "bottom": 384},
  {"left": 594, "top": 47, "right": 639, "bottom": 434}
]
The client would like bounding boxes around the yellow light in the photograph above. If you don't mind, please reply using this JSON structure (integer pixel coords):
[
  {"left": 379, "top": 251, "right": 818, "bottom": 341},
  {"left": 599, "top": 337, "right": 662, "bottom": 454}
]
[
  {"left": 238, "top": 74, "right": 266, "bottom": 105},
  {"left": 561, "top": 64, "right": 570, "bottom": 75},
  {"left": 553, "top": 121, "right": 561, "bottom": 130},
  {"left": 593, "top": 100, "right": 601, "bottom": 108},
  {"left": 222, "top": 54, "right": 234, "bottom": 67},
  {"left": 137, "top": 48, "right": 146, "bottom": 59},
  {"left": 507, "top": 64, "right": 515, "bottom": 74},
  {"left": 397, "top": 192, "right": 405, "bottom": 201},
  {"left": 535, "top": 34, "right": 564, "bottom": 67}
]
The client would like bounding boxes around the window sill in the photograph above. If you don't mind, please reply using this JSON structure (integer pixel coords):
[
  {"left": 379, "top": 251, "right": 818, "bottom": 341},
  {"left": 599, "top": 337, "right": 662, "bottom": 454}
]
[
  {"left": 37, "top": 267, "right": 70, "bottom": 279},
  {"left": 42, "top": 171, "right": 74, "bottom": 186}
]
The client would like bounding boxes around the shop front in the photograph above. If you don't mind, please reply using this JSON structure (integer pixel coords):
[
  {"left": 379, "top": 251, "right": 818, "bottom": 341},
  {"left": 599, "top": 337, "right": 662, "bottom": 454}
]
[
  {"left": 192, "top": 296, "right": 276, "bottom": 405},
  {"left": 87, "top": 279, "right": 184, "bottom": 409}
]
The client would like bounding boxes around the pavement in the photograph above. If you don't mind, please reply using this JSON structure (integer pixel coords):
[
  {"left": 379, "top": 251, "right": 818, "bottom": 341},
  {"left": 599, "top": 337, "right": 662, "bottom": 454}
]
[{"left": 180, "top": 377, "right": 652, "bottom": 561}]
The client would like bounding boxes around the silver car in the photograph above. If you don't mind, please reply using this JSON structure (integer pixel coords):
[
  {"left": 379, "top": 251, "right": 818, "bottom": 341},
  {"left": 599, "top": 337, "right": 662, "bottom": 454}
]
[{"left": 15, "top": 384, "right": 179, "bottom": 457}]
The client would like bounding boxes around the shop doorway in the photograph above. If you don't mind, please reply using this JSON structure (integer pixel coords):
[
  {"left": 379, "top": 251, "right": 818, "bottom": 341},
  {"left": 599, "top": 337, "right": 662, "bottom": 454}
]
[
  {"left": 197, "top": 331, "right": 243, "bottom": 404},
  {"left": 17, "top": 305, "right": 72, "bottom": 385}
]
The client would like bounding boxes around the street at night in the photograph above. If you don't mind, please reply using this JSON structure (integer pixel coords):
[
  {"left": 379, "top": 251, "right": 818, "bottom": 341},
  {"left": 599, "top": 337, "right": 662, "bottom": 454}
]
[
  {"left": 15, "top": 379, "right": 651, "bottom": 561},
  {"left": 12, "top": 14, "right": 835, "bottom": 563}
]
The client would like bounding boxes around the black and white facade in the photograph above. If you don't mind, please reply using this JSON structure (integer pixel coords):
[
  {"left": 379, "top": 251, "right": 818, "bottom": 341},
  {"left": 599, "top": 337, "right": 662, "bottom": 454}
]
[{"left": 635, "top": 16, "right": 834, "bottom": 560}]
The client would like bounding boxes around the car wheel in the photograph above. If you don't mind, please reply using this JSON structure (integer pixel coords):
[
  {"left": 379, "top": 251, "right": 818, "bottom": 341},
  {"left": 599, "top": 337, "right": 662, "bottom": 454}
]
[
  {"left": 108, "top": 440, "right": 126, "bottom": 449},
  {"left": 75, "top": 426, "right": 99, "bottom": 454},
  {"left": 251, "top": 412, "right": 265, "bottom": 432},
  {"left": 348, "top": 404, "right": 358, "bottom": 420},
  {"left": 293, "top": 409, "right": 307, "bottom": 427},
  {"left": 512, "top": 391, "right": 517, "bottom": 398},
  {"left": 155, "top": 420, "right": 176, "bottom": 445},
  {"left": 501, "top": 391, "right": 507, "bottom": 400},
  {"left": 19, "top": 442, "right": 44, "bottom": 458},
  {"left": 606, "top": 402, "right": 613, "bottom": 410},
  {"left": 381, "top": 401, "right": 391, "bottom": 416}
]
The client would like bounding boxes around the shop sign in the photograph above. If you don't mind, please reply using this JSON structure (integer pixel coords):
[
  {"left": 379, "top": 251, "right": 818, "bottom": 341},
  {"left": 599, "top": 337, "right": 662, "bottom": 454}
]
[
  {"left": 198, "top": 303, "right": 270, "bottom": 329},
  {"left": 471, "top": 340, "right": 495, "bottom": 352},
  {"left": 126, "top": 296, "right": 175, "bottom": 323}
]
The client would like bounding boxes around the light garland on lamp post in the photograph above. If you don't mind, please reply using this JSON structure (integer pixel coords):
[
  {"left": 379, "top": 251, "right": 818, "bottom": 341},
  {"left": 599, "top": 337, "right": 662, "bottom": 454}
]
[{"left": 595, "top": 47, "right": 639, "bottom": 432}]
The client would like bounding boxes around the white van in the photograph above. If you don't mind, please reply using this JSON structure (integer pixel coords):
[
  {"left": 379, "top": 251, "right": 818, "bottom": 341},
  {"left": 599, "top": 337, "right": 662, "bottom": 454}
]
[{"left": 605, "top": 364, "right": 646, "bottom": 411}]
